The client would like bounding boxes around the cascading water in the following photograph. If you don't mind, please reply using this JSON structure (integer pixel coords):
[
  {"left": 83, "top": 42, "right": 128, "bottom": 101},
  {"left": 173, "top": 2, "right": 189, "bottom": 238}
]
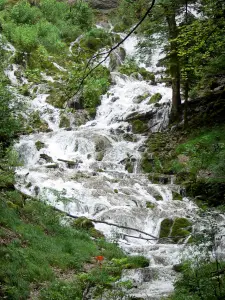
[{"left": 5, "top": 32, "right": 199, "bottom": 299}]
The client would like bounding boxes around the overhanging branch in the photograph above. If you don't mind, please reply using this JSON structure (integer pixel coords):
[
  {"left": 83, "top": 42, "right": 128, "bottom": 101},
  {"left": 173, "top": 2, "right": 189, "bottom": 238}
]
[{"left": 74, "top": 0, "right": 156, "bottom": 96}]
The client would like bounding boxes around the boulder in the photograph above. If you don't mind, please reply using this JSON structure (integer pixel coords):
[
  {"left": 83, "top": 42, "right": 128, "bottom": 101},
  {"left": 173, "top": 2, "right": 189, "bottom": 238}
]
[{"left": 88, "top": 0, "right": 118, "bottom": 9}]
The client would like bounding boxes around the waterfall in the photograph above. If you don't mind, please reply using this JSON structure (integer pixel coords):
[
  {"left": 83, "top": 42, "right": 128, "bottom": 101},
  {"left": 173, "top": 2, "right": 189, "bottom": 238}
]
[{"left": 4, "top": 32, "right": 199, "bottom": 299}]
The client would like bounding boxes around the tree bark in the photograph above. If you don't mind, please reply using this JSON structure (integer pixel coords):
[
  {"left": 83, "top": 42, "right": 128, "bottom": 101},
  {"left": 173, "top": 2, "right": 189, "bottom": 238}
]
[{"left": 166, "top": 11, "right": 181, "bottom": 120}]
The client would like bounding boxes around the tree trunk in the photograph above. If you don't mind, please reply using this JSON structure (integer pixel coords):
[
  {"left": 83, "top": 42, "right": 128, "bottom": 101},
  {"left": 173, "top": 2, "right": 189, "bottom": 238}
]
[{"left": 166, "top": 11, "right": 181, "bottom": 120}]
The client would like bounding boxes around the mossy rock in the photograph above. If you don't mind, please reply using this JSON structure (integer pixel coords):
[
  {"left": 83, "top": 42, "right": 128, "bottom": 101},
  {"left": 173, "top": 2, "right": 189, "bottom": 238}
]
[
  {"left": 19, "top": 85, "right": 30, "bottom": 96},
  {"left": 96, "top": 151, "right": 104, "bottom": 161},
  {"left": 35, "top": 141, "right": 45, "bottom": 151},
  {"left": 171, "top": 218, "right": 192, "bottom": 243},
  {"left": 141, "top": 156, "right": 154, "bottom": 173},
  {"left": 159, "top": 218, "right": 173, "bottom": 239},
  {"left": 173, "top": 264, "right": 184, "bottom": 272},
  {"left": 172, "top": 191, "right": 183, "bottom": 201},
  {"left": 131, "top": 120, "right": 148, "bottom": 134},
  {"left": 123, "top": 133, "right": 137, "bottom": 142},
  {"left": 47, "top": 91, "right": 67, "bottom": 109},
  {"left": 139, "top": 68, "right": 155, "bottom": 82},
  {"left": 89, "top": 227, "right": 104, "bottom": 239},
  {"left": 125, "top": 162, "right": 134, "bottom": 173},
  {"left": 28, "top": 112, "right": 50, "bottom": 132},
  {"left": 149, "top": 93, "right": 162, "bottom": 104},
  {"left": 154, "top": 193, "right": 163, "bottom": 201},
  {"left": 59, "top": 114, "right": 70, "bottom": 128},
  {"left": 133, "top": 93, "right": 150, "bottom": 104},
  {"left": 146, "top": 202, "right": 155, "bottom": 209},
  {"left": 40, "top": 154, "right": 53, "bottom": 163},
  {"left": 73, "top": 217, "right": 94, "bottom": 230}
]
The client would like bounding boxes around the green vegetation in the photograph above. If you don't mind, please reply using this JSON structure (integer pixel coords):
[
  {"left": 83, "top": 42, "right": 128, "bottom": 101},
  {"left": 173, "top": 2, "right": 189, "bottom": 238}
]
[
  {"left": 131, "top": 119, "right": 148, "bottom": 134},
  {"left": 149, "top": 93, "right": 162, "bottom": 104},
  {"left": 159, "top": 218, "right": 192, "bottom": 243},
  {"left": 0, "top": 194, "right": 149, "bottom": 299},
  {"left": 169, "top": 218, "right": 225, "bottom": 300},
  {"left": 0, "top": 0, "right": 93, "bottom": 55},
  {"left": 35, "top": 141, "right": 45, "bottom": 151},
  {"left": 119, "top": 59, "right": 155, "bottom": 82}
]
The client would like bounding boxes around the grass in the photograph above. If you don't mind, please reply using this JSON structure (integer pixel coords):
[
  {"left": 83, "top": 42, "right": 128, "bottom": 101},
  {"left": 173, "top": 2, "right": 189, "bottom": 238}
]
[
  {"left": 172, "top": 125, "right": 225, "bottom": 180},
  {"left": 0, "top": 190, "right": 149, "bottom": 299}
]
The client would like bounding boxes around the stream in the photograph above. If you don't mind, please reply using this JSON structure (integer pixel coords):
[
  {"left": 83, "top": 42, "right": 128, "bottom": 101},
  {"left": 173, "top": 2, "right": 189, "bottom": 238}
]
[{"left": 3, "top": 32, "right": 200, "bottom": 299}]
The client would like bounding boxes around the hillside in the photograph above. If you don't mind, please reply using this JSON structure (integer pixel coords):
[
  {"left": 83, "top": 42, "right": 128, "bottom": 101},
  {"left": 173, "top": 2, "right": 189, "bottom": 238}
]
[{"left": 0, "top": 0, "right": 225, "bottom": 299}]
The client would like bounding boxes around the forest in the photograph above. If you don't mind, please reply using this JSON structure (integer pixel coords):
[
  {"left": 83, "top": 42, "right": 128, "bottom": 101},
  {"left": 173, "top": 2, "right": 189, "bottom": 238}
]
[{"left": 0, "top": 0, "right": 225, "bottom": 299}]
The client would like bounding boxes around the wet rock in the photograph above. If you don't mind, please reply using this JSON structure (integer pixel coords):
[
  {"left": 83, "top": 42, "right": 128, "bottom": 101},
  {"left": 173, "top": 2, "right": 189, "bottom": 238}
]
[
  {"left": 173, "top": 264, "right": 183, "bottom": 272},
  {"left": 96, "top": 151, "right": 104, "bottom": 161},
  {"left": 94, "top": 136, "right": 111, "bottom": 152},
  {"left": 109, "top": 47, "right": 126, "bottom": 71},
  {"left": 40, "top": 154, "right": 53, "bottom": 163},
  {"left": 89, "top": 0, "right": 118, "bottom": 9},
  {"left": 35, "top": 141, "right": 45, "bottom": 151},
  {"left": 57, "top": 159, "right": 78, "bottom": 168},
  {"left": 133, "top": 92, "right": 150, "bottom": 104},
  {"left": 67, "top": 92, "right": 83, "bottom": 109},
  {"left": 72, "top": 110, "right": 91, "bottom": 126},
  {"left": 149, "top": 93, "right": 162, "bottom": 104},
  {"left": 34, "top": 186, "right": 40, "bottom": 196},
  {"left": 45, "top": 163, "right": 59, "bottom": 169},
  {"left": 131, "top": 120, "right": 148, "bottom": 134},
  {"left": 59, "top": 114, "right": 70, "bottom": 128},
  {"left": 111, "top": 96, "right": 119, "bottom": 102}
]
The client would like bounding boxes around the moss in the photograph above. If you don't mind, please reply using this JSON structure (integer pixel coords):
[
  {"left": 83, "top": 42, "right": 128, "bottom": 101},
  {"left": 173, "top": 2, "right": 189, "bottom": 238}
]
[
  {"left": 29, "top": 111, "right": 49, "bottom": 132},
  {"left": 40, "top": 154, "right": 53, "bottom": 163},
  {"left": 19, "top": 84, "right": 30, "bottom": 96},
  {"left": 112, "top": 256, "right": 149, "bottom": 269},
  {"left": 89, "top": 228, "right": 104, "bottom": 239},
  {"left": 59, "top": 114, "right": 70, "bottom": 128},
  {"left": 159, "top": 218, "right": 173, "bottom": 238},
  {"left": 172, "top": 191, "right": 183, "bottom": 201},
  {"left": 47, "top": 91, "right": 67, "bottom": 109},
  {"left": 149, "top": 93, "right": 162, "bottom": 104},
  {"left": 125, "top": 162, "right": 134, "bottom": 173},
  {"left": 141, "top": 156, "right": 154, "bottom": 173},
  {"left": 154, "top": 193, "right": 163, "bottom": 201},
  {"left": 146, "top": 202, "right": 155, "bottom": 209},
  {"left": 113, "top": 23, "right": 128, "bottom": 33},
  {"left": 35, "top": 140, "right": 45, "bottom": 151},
  {"left": 171, "top": 218, "right": 192, "bottom": 243},
  {"left": 73, "top": 217, "right": 94, "bottom": 230},
  {"left": 123, "top": 133, "right": 137, "bottom": 142},
  {"left": 96, "top": 151, "right": 104, "bottom": 161},
  {"left": 87, "top": 107, "right": 97, "bottom": 118},
  {"left": 131, "top": 120, "right": 148, "bottom": 134},
  {"left": 139, "top": 68, "right": 155, "bottom": 82}
]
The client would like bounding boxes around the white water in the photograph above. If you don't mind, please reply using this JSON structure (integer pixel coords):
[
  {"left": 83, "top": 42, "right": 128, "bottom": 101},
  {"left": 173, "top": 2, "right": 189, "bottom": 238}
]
[{"left": 2, "top": 33, "right": 200, "bottom": 298}]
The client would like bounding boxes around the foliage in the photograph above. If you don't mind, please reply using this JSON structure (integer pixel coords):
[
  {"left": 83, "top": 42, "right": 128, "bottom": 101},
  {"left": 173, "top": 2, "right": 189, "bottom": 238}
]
[
  {"left": 0, "top": 0, "right": 94, "bottom": 56},
  {"left": 119, "top": 58, "right": 155, "bottom": 81},
  {"left": 173, "top": 126, "right": 225, "bottom": 179},
  {"left": 170, "top": 212, "right": 225, "bottom": 299},
  {"left": 0, "top": 50, "right": 20, "bottom": 145}
]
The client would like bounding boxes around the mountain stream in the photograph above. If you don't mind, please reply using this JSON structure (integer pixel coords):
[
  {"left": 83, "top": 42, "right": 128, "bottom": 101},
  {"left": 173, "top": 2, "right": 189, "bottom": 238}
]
[{"left": 3, "top": 32, "right": 200, "bottom": 299}]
